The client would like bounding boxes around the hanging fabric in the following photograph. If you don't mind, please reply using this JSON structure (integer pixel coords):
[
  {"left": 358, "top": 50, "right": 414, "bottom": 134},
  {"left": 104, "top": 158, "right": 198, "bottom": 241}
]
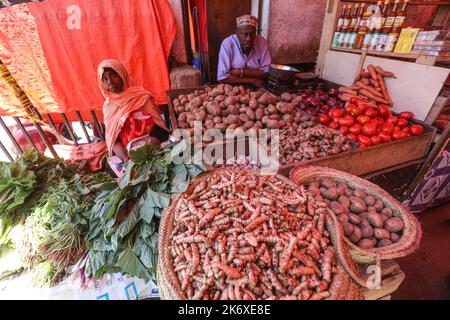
[{"left": 0, "top": 0, "right": 177, "bottom": 122}]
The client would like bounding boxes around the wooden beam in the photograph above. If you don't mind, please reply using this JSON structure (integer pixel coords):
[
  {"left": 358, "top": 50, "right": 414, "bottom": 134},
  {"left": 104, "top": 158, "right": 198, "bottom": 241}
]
[
  {"left": 424, "top": 96, "right": 448, "bottom": 125},
  {"left": 316, "top": 0, "right": 339, "bottom": 77}
]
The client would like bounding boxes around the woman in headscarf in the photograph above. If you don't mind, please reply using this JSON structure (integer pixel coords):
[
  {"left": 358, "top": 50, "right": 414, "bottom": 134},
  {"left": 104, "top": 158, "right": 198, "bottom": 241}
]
[{"left": 98, "top": 59, "right": 169, "bottom": 162}]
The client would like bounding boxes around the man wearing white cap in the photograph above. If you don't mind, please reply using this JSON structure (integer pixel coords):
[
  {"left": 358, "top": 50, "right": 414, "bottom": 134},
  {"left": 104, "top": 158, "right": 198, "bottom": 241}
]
[{"left": 217, "top": 15, "right": 272, "bottom": 88}]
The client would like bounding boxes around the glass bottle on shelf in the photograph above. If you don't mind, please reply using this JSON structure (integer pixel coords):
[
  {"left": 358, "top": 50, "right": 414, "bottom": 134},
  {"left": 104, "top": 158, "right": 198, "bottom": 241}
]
[
  {"left": 354, "top": 4, "right": 370, "bottom": 49},
  {"left": 392, "top": 0, "right": 409, "bottom": 33},
  {"left": 350, "top": 3, "right": 365, "bottom": 49},
  {"left": 340, "top": 4, "right": 353, "bottom": 48},
  {"left": 362, "top": 9, "right": 377, "bottom": 50},
  {"left": 368, "top": 1, "right": 382, "bottom": 50},
  {"left": 344, "top": 4, "right": 360, "bottom": 48},
  {"left": 376, "top": 0, "right": 390, "bottom": 51},
  {"left": 332, "top": 4, "right": 347, "bottom": 47},
  {"left": 384, "top": 0, "right": 399, "bottom": 32}
]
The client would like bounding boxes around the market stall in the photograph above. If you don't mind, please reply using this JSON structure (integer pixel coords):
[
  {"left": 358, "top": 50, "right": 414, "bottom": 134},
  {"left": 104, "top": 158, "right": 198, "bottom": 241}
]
[{"left": 0, "top": 0, "right": 448, "bottom": 301}]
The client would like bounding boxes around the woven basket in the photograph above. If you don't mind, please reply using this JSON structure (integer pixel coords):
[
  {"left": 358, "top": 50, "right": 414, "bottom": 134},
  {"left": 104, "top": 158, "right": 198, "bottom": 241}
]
[
  {"left": 289, "top": 166, "right": 422, "bottom": 265},
  {"left": 157, "top": 168, "right": 364, "bottom": 300}
]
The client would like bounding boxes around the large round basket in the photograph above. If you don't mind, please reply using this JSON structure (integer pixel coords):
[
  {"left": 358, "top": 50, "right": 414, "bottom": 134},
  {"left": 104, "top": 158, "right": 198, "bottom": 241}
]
[
  {"left": 289, "top": 166, "right": 422, "bottom": 265},
  {"left": 157, "top": 169, "right": 365, "bottom": 300}
]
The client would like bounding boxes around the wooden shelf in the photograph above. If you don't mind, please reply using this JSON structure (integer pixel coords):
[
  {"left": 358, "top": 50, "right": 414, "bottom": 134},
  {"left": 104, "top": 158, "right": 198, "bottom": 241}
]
[
  {"left": 331, "top": 47, "right": 419, "bottom": 59},
  {"left": 330, "top": 47, "right": 450, "bottom": 64}
]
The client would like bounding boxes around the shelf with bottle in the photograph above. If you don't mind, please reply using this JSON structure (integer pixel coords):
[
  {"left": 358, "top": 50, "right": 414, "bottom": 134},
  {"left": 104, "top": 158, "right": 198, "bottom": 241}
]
[{"left": 332, "top": 0, "right": 412, "bottom": 53}]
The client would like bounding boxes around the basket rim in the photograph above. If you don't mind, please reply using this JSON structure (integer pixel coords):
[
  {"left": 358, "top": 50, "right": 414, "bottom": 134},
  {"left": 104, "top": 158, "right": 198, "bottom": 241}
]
[{"left": 289, "top": 165, "right": 422, "bottom": 260}]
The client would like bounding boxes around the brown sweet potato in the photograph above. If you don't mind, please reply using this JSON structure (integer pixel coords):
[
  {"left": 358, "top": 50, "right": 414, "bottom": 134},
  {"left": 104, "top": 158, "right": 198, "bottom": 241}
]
[
  {"left": 384, "top": 217, "right": 404, "bottom": 233},
  {"left": 281, "top": 92, "right": 293, "bottom": 102},
  {"left": 224, "top": 96, "right": 236, "bottom": 107},
  {"left": 240, "top": 114, "right": 250, "bottom": 123},
  {"left": 349, "top": 197, "right": 367, "bottom": 213},
  {"left": 374, "top": 198, "right": 384, "bottom": 211},
  {"left": 390, "top": 233, "right": 400, "bottom": 243},
  {"left": 227, "top": 115, "right": 240, "bottom": 125},
  {"left": 321, "top": 187, "right": 339, "bottom": 201},
  {"left": 377, "top": 239, "right": 393, "bottom": 247},
  {"left": 266, "top": 119, "right": 281, "bottom": 129},
  {"left": 358, "top": 238, "right": 376, "bottom": 249},
  {"left": 255, "top": 108, "right": 264, "bottom": 121},
  {"left": 321, "top": 179, "right": 337, "bottom": 189},
  {"left": 249, "top": 98, "right": 258, "bottom": 110},
  {"left": 268, "top": 104, "right": 278, "bottom": 114},
  {"left": 246, "top": 109, "right": 256, "bottom": 121},
  {"left": 364, "top": 195, "right": 376, "bottom": 206},
  {"left": 206, "top": 101, "right": 222, "bottom": 116},
  {"left": 338, "top": 195, "right": 351, "bottom": 208},
  {"left": 227, "top": 105, "right": 240, "bottom": 115},
  {"left": 354, "top": 189, "right": 368, "bottom": 199},
  {"left": 338, "top": 214, "right": 349, "bottom": 225},
  {"left": 257, "top": 93, "right": 277, "bottom": 106},
  {"left": 349, "top": 227, "right": 363, "bottom": 244},
  {"left": 367, "top": 212, "right": 384, "bottom": 228},
  {"left": 330, "top": 201, "right": 347, "bottom": 215},
  {"left": 343, "top": 223, "right": 354, "bottom": 237},
  {"left": 243, "top": 121, "right": 255, "bottom": 130},
  {"left": 381, "top": 207, "right": 394, "bottom": 218},
  {"left": 361, "top": 225, "right": 374, "bottom": 238},
  {"left": 374, "top": 228, "right": 390, "bottom": 240},
  {"left": 276, "top": 102, "right": 294, "bottom": 114},
  {"left": 349, "top": 214, "right": 362, "bottom": 225}
]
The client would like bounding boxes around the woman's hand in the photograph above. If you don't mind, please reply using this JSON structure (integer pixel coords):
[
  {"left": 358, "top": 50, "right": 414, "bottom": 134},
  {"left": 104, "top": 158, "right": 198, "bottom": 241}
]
[{"left": 113, "top": 141, "right": 130, "bottom": 163}]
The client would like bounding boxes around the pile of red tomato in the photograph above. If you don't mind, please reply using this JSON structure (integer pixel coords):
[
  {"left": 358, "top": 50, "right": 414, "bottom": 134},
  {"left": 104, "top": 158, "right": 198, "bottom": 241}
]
[{"left": 317, "top": 98, "right": 425, "bottom": 148}]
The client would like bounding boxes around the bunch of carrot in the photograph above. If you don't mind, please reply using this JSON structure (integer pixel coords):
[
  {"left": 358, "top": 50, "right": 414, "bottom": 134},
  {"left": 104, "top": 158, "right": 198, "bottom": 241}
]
[{"left": 338, "top": 65, "right": 396, "bottom": 106}]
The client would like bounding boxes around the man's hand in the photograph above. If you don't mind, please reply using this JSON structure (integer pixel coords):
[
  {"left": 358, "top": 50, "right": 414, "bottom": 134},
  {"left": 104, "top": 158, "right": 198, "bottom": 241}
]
[
  {"left": 252, "top": 78, "right": 265, "bottom": 88},
  {"left": 230, "top": 68, "right": 239, "bottom": 76}
]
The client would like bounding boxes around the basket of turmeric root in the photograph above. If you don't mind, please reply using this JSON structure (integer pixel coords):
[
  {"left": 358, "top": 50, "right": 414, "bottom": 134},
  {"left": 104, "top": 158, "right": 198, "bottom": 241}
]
[
  {"left": 157, "top": 168, "right": 365, "bottom": 300},
  {"left": 289, "top": 166, "right": 422, "bottom": 265}
]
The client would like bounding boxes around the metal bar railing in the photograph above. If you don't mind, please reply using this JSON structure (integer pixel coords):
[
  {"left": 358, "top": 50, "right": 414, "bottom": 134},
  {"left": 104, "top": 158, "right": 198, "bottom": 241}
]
[
  {"left": 33, "top": 121, "right": 59, "bottom": 160},
  {"left": 0, "top": 116, "right": 23, "bottom": 155},
  {"left": 13, "top": 116, "right": 38, "bottom": 151},
  {"left": 60, "top": 113, "right": 79, "bottom": 146},
  {"left": 75, "top": 111, "right": 92, "bottom": 143},
  {"left": 0, "top": 138, "right": 14, "bottom": 162},
  {"left": 91, "top": 110, "right": 105, "bottom": 140}
]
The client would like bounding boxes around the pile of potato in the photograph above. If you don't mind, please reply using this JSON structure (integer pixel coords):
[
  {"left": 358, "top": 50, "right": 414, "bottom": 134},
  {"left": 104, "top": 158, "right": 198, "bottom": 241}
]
[
  {"left": 172, "top": 84, "right": 314, "bottom": 134},
  {"left": 265, "top": 125, "right": 353, "bottom": 165},
  {"left": 306, "top": 178, "right": 404, "bottom": 249},
  {"left": 169, "top": 169, "right": 341, "bottom": 300}
]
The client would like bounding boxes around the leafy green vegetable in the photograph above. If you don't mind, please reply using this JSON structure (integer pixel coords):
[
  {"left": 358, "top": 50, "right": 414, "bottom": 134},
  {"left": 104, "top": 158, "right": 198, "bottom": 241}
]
[
  {"left": 17, "top": 171, "right": 112, "bottom": 286},
  {"left": 84, "top": 142, "right": 205, "bottom": 282}
]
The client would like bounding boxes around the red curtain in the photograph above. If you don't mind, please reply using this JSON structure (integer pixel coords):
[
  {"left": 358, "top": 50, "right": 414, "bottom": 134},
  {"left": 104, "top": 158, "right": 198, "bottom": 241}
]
[{"left": 0, "top": 0, "right": 177, "bottom": 122}]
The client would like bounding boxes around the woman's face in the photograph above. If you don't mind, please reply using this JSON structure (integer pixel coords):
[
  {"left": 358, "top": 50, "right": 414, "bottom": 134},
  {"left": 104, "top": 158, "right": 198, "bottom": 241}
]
[{"left": 102, "top": 68, "right": 124, "bottom": 93}]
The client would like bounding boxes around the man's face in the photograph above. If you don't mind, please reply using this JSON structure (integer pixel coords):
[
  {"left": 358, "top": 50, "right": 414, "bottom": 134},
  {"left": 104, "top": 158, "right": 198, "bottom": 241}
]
[
  {"left": 102, "top": 68, "right": 124, "bottom": 93},
  {"left": 236, "top": 25, "right": 256, "bottom": 52}
]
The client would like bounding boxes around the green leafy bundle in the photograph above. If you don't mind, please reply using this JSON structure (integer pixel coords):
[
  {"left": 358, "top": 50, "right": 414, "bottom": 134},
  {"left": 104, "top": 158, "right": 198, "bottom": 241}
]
[
  {"left": 0, "top": 149, "right": 74, "bottom": 252},
  {"left": 18, "top": 172, "right": 112, "bottom": 287},
  {"left": 84, "top": 143, "right": 205, "bottom": 282}
]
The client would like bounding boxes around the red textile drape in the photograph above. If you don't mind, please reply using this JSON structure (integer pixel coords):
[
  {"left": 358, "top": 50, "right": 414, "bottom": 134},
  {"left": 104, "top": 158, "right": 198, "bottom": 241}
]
[{"left": 0, "top": 0, "right": 177, "bottom": 122}]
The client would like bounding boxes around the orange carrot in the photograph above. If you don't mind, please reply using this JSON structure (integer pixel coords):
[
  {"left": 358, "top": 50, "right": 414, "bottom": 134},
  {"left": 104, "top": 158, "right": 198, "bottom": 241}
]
[
  {"left": 377, "top": 74, "right": 392, "bottom": 104},
  {"left": 359, "top": 89, "right": 390, "bottom": 104},
  {"left": 338, "top": 87, "right": 358, "bottom": 95},
  {"left": 367, "top": 65, "right": 378, "bottom": 81},
  {"left": 361, "top": 78, "right": 370, "bottom": 86},
  {"left": 370, "top": 79, "right": 380, "bottom": 87},
  {"left": 360, "top": 71, "right": 371, "bottom": 79},
  {"left": 355, "top": 81, "right": 384, "bottom": 98},
  {"left": 375, "top": 66, "right": 397, "bottom": 78}
]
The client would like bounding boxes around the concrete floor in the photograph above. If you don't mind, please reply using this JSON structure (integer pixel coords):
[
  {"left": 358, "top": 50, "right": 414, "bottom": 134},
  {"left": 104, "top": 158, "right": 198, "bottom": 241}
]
[{"left": 392, "top": 202, "right": 450, "bottom": 300}]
